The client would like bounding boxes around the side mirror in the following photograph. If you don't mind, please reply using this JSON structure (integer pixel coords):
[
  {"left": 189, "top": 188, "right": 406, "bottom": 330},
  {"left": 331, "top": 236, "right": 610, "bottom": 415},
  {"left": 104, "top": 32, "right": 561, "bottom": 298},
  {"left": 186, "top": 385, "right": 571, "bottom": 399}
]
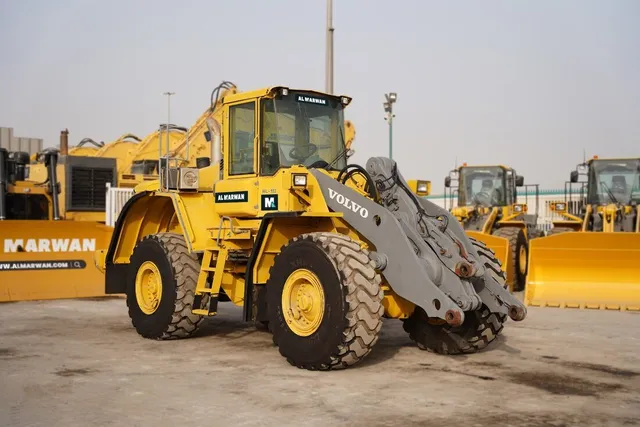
[
  {"left": 570, "top": 170, "right": 579, "bottom": 183},
  {"left": 444, "top": 176, "right": 451, "bottom": 188},
  {"left": 515, "top": 175, "right": 524, "bottom": 187},
  {"left": 204, "top": 130, "right": 211, "bottom": 142}
]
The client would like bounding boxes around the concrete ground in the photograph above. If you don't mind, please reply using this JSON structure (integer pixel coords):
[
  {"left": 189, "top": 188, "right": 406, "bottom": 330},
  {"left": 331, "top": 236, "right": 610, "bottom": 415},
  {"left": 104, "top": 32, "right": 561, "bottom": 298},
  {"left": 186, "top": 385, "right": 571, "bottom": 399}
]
[{"left": 1, "top": 297, "right": 639, "bottom": 427}]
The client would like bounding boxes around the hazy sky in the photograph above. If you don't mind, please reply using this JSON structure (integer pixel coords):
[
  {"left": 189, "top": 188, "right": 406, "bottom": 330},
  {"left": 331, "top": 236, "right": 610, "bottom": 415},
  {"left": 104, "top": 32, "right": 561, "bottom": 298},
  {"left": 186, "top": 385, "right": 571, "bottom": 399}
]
[{"left": 1, "top": 0, "right": 639, "bottom": 192}]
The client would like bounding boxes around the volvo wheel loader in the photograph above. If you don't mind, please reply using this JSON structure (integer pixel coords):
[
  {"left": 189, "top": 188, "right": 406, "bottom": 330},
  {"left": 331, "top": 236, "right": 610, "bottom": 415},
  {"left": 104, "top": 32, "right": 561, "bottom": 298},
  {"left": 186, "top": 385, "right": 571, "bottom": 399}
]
[
  {"left": 95, "top": 86, "right": 526, "bottom": 370},
  {"left": 1, "top": 130, "right": 117, "bottom": 301},
  {"left": 444, "top": 164, "right": 541, "bottom": 292},
  {"left": 526, "top": 156, "right": 640, "bottom": 311}
]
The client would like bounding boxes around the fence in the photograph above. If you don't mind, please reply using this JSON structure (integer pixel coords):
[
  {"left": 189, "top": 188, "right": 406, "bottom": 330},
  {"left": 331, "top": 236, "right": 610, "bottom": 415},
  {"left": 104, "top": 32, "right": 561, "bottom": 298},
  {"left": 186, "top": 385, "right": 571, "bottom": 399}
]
[
  {"left": 104, "top": 185, "right": 584, "bottom": 233},
  {"left": 105, "top": 183, "right": 135, "bottom": 227}
]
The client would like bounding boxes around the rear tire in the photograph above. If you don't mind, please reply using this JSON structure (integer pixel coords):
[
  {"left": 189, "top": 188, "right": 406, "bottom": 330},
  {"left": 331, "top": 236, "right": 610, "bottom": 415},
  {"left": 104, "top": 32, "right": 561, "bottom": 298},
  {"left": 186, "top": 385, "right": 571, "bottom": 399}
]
[
  {"left": 267, "top": 232, "right": 384, "bottom": 370},
  {"left": 492, "top": 226, "right": 528, "bottom": 291},
  {"left": 126, "top": 232, "right": 207, "bottom": 340},
  {"left": 402, "top": 237, "right": 507, "bottom": 355}
]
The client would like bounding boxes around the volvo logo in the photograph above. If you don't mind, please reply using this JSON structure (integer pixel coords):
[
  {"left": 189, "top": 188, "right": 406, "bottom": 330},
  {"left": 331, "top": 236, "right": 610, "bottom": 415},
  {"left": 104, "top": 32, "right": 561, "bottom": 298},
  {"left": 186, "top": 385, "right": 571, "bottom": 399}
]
[{"left": 328, "top": 188, "right": 369, "bottom": 218}]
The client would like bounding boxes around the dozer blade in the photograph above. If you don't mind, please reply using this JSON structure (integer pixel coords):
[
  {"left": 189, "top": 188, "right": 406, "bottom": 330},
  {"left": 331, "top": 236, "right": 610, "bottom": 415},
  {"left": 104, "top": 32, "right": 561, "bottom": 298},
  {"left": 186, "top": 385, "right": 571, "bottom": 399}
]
[
  {"left": 465, "top": 231, "right": 510, "bottom": 273},
  {"left": 525, "top": 232, "right": 640, "bottom": 311},
  {"left": 0, "top": 220, "right": 117, "bottom": 302}
]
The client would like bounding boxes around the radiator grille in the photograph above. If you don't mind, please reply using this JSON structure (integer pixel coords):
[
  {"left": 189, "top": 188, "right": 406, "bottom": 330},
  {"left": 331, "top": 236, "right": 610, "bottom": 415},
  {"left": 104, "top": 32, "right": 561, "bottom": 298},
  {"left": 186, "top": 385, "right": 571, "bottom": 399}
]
[{"left": 69, "top": 166, "right": 114, "bottom": 210}]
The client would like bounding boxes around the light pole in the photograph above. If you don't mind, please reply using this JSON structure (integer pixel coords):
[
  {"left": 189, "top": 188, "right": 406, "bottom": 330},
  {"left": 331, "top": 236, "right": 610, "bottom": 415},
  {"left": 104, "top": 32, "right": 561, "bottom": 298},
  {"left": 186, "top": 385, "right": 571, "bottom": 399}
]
[
  {"left": 383, "top": 92, "right": 397, "bottom": 159},
  {"left": 325, "top": 0, "right": 334, "bottom": 94}
]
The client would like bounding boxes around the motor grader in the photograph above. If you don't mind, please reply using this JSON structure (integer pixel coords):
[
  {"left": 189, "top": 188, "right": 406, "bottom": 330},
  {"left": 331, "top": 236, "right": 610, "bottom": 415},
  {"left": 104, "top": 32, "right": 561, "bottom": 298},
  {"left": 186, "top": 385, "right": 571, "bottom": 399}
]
[
  {"left": 526, "top": 156, "right": 640, "bottom": 311},
  {"left": 444, "top": 164, "right": 541, "bottom": 291},
  {"left": 95, "top": 86, "right": 525, "bottom": 370},
  {"left": 0, "top": 130, "right": 116, "bottom": 302}
]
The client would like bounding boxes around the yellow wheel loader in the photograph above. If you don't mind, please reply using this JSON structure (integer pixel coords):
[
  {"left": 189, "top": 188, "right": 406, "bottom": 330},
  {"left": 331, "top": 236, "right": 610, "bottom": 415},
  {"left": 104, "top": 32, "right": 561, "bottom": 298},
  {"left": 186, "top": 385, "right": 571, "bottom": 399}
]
[
  {"left": 95, "top": 86, "right": 526, "bottom": 370},
  {"left": 444, "top": 164, "right": 541, "bottom": 292},
  {"left": 1, "top": 131, "right": 117, "bottom": 301},
  {"left": 526, "top": 156, "right": 640, "bottom": 311}
]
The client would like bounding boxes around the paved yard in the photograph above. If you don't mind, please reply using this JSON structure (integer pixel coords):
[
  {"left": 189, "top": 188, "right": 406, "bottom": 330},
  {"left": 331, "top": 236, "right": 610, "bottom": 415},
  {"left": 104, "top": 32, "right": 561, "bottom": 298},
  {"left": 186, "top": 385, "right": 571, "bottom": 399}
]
[{"left": 1, "top": 297, "right": 639, "bottom": 427}]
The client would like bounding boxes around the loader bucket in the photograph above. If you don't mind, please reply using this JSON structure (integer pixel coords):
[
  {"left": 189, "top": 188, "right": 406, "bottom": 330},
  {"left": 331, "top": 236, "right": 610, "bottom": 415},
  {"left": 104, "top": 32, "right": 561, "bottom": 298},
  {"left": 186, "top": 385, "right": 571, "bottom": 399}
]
[
  {"left": 465, "top": 231, "right": 510, "bottom": 274},
  {"left": 0, "top": 220, "right": 117, "bottom": 302},
  {"left": 525, "top": 232, "right": 640, "bottom": 311}
]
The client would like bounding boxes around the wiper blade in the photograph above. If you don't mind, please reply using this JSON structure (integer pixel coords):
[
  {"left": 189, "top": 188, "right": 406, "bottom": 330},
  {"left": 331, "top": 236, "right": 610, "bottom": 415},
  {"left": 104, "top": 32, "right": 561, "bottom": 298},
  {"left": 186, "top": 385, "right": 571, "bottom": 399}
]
[
  {"left": 600, "top": 181, "right": 618, "bottom": 204},
  {"left": 326, "top": 122, "right": 347, "bottom": 169}
]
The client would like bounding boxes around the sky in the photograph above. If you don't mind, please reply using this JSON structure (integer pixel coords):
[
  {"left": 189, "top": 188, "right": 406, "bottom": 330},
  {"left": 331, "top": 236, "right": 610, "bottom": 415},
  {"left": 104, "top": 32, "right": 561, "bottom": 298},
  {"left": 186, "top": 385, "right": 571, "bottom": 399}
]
[{"left": 1, "top": 0, "right": 639, "bottom": 193}]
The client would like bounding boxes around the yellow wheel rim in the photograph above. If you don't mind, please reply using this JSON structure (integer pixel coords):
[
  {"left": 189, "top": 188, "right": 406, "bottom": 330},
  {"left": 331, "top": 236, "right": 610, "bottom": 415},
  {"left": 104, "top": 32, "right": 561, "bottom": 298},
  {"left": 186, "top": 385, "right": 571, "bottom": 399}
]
[
  {"left": 282, "top": 268, "right": 325, "bottom": 336},
  {"left": 518, "top": 245, "right": 527, "bottom": 275},
  {"left": 135, "top": 261, "right": 163, "bottom": 315}
]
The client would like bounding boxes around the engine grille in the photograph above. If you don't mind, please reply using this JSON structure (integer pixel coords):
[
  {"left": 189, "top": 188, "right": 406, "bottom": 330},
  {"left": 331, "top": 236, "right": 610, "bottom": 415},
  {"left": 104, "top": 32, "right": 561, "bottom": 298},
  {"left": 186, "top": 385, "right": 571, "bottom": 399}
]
[{"left": 69, "top": 166, "right": 114, "bottom": 211}]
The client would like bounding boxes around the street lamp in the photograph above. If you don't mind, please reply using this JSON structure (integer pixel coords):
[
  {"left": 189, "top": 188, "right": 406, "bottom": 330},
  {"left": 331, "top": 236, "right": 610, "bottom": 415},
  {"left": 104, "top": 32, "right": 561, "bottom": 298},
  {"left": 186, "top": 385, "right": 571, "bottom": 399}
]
[{"left": 383, "top": 92, "right": 397, "bottom": 159}]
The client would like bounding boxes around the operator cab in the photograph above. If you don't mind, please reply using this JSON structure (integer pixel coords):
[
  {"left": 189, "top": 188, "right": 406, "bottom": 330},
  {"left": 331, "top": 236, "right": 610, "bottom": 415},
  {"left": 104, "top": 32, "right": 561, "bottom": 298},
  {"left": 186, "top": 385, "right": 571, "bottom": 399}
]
[{"left": 582, "top": 158, "right": 640, "bottom": 206}]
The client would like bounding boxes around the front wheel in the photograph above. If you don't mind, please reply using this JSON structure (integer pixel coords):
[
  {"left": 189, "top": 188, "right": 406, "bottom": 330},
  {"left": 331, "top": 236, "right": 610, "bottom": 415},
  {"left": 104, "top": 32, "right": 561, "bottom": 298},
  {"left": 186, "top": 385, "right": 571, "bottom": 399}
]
[
  {"left": 267, "top": 232, "right": 384, "bottom": 370},
  {"left": 402, "top": 237, "right": 507, "bottom": 355},
  {"left": 493, "top": 226, "right": 528, "bottom": 292}
]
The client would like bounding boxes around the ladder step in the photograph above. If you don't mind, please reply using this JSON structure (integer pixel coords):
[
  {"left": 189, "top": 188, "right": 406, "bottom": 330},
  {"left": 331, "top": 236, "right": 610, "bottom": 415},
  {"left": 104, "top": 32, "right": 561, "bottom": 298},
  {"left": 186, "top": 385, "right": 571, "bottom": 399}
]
[{"left": 192, "top": 309, "right": 217, "bottom": 317}]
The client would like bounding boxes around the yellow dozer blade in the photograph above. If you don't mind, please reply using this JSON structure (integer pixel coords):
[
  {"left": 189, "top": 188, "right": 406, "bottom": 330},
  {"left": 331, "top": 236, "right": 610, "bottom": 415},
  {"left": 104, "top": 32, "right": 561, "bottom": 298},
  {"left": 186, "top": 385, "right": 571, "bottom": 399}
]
[
  {"left": 466, "top": 231, "right": 510, "bottom": 279},
  {"left": 0, "top": 220, "right": 117, "bottom": 302},
  {"left": 525, "top": 232, "right": 640, "bottom": 311}
]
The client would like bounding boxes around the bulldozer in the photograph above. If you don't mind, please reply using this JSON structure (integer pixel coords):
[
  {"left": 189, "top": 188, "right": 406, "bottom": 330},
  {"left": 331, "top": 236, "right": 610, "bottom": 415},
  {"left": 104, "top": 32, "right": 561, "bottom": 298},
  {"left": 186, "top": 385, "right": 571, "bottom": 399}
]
[
  {"left": 1, "top": 130, "right": 117, "bottom": 301},
  {"left": 95, "top": 86, "right": 526, "bottom": 370},
  {"left": 526, "top": 156, "right": 640, "bottom": 311},
  {"left": 444, "top": 164, "right": 541, "bottom": 292}
]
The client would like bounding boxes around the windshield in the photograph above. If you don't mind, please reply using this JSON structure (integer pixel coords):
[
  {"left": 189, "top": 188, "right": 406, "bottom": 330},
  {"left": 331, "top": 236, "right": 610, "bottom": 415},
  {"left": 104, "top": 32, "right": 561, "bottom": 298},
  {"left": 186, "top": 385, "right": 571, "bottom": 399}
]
[
  {"left": 260, "top": 92, "right": 346, "bottom": 175},
  {"left": 458, "top": 166, "right": 507, "bottom": 207},
  {"left": 588, "top": 159, "right": 640, "bottom": 205}
]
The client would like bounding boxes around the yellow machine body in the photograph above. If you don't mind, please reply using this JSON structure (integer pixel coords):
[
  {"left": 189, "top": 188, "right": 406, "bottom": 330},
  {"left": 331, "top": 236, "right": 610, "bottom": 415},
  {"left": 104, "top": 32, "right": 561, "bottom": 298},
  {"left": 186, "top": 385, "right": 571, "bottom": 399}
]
[
  {"left": 1, "top": 147, "right": 118, "bottom": 302},
  {"left": 526, "top": 156, "right": 640, "bottom": 311},
  {"left": 0, "top": 220, "right": 113, "bottom": 302},
  {"left": 445, "top": 164, "right": 539, "bottom": 291},
  {"left": 94, "top": 133, "right": 141, "bottom": 175}
]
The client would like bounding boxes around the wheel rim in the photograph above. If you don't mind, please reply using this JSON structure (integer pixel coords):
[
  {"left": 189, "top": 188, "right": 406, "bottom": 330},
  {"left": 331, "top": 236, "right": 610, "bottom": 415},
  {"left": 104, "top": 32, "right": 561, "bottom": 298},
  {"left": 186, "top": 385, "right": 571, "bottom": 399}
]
[
  {"left": 281, "top": 268, "right": 325, "bottom": 336},
  {"left": 135, "top": 261, "right": 162, "bottom": 315},
  {"left": 518, "top": 245, "right": 527, "bottom": 275}
]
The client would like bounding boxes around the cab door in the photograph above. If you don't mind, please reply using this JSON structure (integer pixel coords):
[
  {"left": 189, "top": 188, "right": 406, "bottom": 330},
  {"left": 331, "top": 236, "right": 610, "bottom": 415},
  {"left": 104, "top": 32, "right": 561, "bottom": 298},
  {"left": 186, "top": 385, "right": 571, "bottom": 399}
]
[{"left": 213, "top": 99, "right": 259, "bottom": 217}]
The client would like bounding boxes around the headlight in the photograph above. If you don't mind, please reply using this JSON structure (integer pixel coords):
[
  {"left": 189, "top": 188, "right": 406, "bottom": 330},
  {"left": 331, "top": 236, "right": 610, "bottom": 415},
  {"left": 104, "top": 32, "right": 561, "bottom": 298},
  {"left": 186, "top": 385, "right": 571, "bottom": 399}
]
[
  {"left": 514, "top": 204, "right": 523, "bottom": 212},
  {"left": 417, "top": 181, "right": 428, "bottom": 193},
  {"left": 293, "top": 174, "right": 307, "bottom": 187},
  {"left": 554, "top": 202, "right": 566, "bottom": 212}
]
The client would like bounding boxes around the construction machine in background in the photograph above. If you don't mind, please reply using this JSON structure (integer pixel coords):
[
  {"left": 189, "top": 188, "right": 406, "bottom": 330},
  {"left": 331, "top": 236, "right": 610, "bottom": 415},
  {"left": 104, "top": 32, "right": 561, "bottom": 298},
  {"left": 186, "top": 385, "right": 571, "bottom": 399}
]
[
  {"left": 526, "top": 156, "right": 640, "bottom": 311},
  {"left": 118, "top": 124, "right": 188, "bottom": 188},
  {"left": 1, "top": 130, "right": 117, "bottom": 301},
  {"left": 93, "top": 133, "right": 141, "bottom": 175},
  {"left": 444, "top": 164, "right": 541, "bottom": 291},
  {"left": 95, "top": 85, "right": 526, "bottom": 371}
]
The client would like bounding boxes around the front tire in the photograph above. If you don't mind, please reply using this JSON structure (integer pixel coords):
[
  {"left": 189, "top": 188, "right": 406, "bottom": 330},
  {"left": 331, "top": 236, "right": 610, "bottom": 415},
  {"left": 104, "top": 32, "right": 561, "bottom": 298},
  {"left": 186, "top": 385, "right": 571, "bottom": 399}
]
[
  {"left": 493, "top": 226, "right": 528, "bottom": 291},
  {"left": 266, "top": 232, "right": 384, "bottom": 370},
  {"left": 126, "top": 232, "right": 207, "bottom": 340},
  {"left": 402, "top": 237, "right": 507, "bottom": 355}
]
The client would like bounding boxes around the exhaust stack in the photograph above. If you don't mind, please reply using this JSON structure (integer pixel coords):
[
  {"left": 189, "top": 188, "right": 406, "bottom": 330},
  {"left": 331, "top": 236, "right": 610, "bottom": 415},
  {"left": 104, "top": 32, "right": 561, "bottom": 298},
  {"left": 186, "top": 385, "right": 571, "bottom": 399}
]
[
  {"left": 44, "top": 150, "right": 61, "bottom": 220},
  {"left": 59, "top": 129, "right": 69, "bottom": 155}
]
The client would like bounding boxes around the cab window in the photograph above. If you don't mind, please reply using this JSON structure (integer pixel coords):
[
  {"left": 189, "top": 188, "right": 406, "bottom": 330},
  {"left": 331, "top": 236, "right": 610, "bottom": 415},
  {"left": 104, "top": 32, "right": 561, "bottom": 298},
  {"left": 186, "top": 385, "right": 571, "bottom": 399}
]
[{"left": 229, "top": 102, "right": 256, "bottom": 175}]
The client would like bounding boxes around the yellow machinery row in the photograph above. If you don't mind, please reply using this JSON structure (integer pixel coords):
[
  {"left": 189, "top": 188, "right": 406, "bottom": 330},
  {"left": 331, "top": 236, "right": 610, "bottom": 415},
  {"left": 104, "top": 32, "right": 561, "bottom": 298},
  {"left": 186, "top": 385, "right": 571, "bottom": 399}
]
[{"left": 442, "top": 159, "right": 640, "bottom": 312}]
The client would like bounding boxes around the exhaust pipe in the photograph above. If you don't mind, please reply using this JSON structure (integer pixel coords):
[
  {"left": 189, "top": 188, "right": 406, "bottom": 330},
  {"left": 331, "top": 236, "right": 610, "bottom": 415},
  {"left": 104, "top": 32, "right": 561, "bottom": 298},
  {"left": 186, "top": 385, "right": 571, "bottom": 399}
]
[
  {"left": 44, "top": 150, "right": 61, "bottom": 220},
  {"left": 206, "top": 117, "right": 222, "bottom": 179},
  {"left": 60, "top": 129, "right": 69, "bottom": 155},
  {"left": 0, "top": 148, "right": 7, "bottom": 220}
]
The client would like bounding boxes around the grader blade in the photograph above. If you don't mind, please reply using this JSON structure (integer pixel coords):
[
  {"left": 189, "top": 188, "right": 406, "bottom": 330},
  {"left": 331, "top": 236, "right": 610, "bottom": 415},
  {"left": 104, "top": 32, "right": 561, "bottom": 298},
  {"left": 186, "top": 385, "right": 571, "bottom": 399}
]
[
  {"left": 525, "top": 232, "right": 640, "bottom": 311},
  {"left": 0, "top": 220, "right": 115, "bottom": 302}
]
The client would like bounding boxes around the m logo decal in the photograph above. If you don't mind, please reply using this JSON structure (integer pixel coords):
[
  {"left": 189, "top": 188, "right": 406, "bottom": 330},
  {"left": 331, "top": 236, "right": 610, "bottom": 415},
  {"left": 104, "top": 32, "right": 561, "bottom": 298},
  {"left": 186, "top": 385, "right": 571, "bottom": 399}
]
[{"left": 261, "top": 194, "right": 279, "bottom": 211}]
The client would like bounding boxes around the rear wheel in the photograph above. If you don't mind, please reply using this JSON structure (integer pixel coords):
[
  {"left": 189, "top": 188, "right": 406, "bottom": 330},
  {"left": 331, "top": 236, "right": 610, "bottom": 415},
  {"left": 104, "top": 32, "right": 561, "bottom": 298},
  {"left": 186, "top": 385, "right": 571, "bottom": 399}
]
[
  {"left": 126, "top": 232, "right": 207, "bottom": 340},
  {"left": 267, "top": 232, "right": 384, "bottom": 370},
  {"left": 402, "top": 237, "right": 507, "bottom": 355},
  {"left": 492, "top": 226, "right": 528, "bottom": 291}
]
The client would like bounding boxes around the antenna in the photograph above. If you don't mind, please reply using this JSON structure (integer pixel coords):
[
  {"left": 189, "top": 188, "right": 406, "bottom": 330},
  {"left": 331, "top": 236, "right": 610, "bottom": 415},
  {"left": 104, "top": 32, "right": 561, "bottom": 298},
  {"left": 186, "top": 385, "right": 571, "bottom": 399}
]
[{"left": 583, "top": 148, "right": 586, "bottom": 164}]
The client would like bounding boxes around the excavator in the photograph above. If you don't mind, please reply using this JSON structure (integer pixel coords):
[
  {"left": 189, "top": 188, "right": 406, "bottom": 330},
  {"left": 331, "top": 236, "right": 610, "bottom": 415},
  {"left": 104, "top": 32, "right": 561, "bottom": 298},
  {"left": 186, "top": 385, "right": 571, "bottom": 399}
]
[
  {"left": 444, "top": 163, "right": 541, "bottom": 291},
  {"left": 1, "top": 130, "right": 117, "bottom": 301},
  {"left": 526, "top": 156, "right": 640, "bottom": 311},
  {"left": 95, "top": 84, "right": 525, "bottom": 370}
]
